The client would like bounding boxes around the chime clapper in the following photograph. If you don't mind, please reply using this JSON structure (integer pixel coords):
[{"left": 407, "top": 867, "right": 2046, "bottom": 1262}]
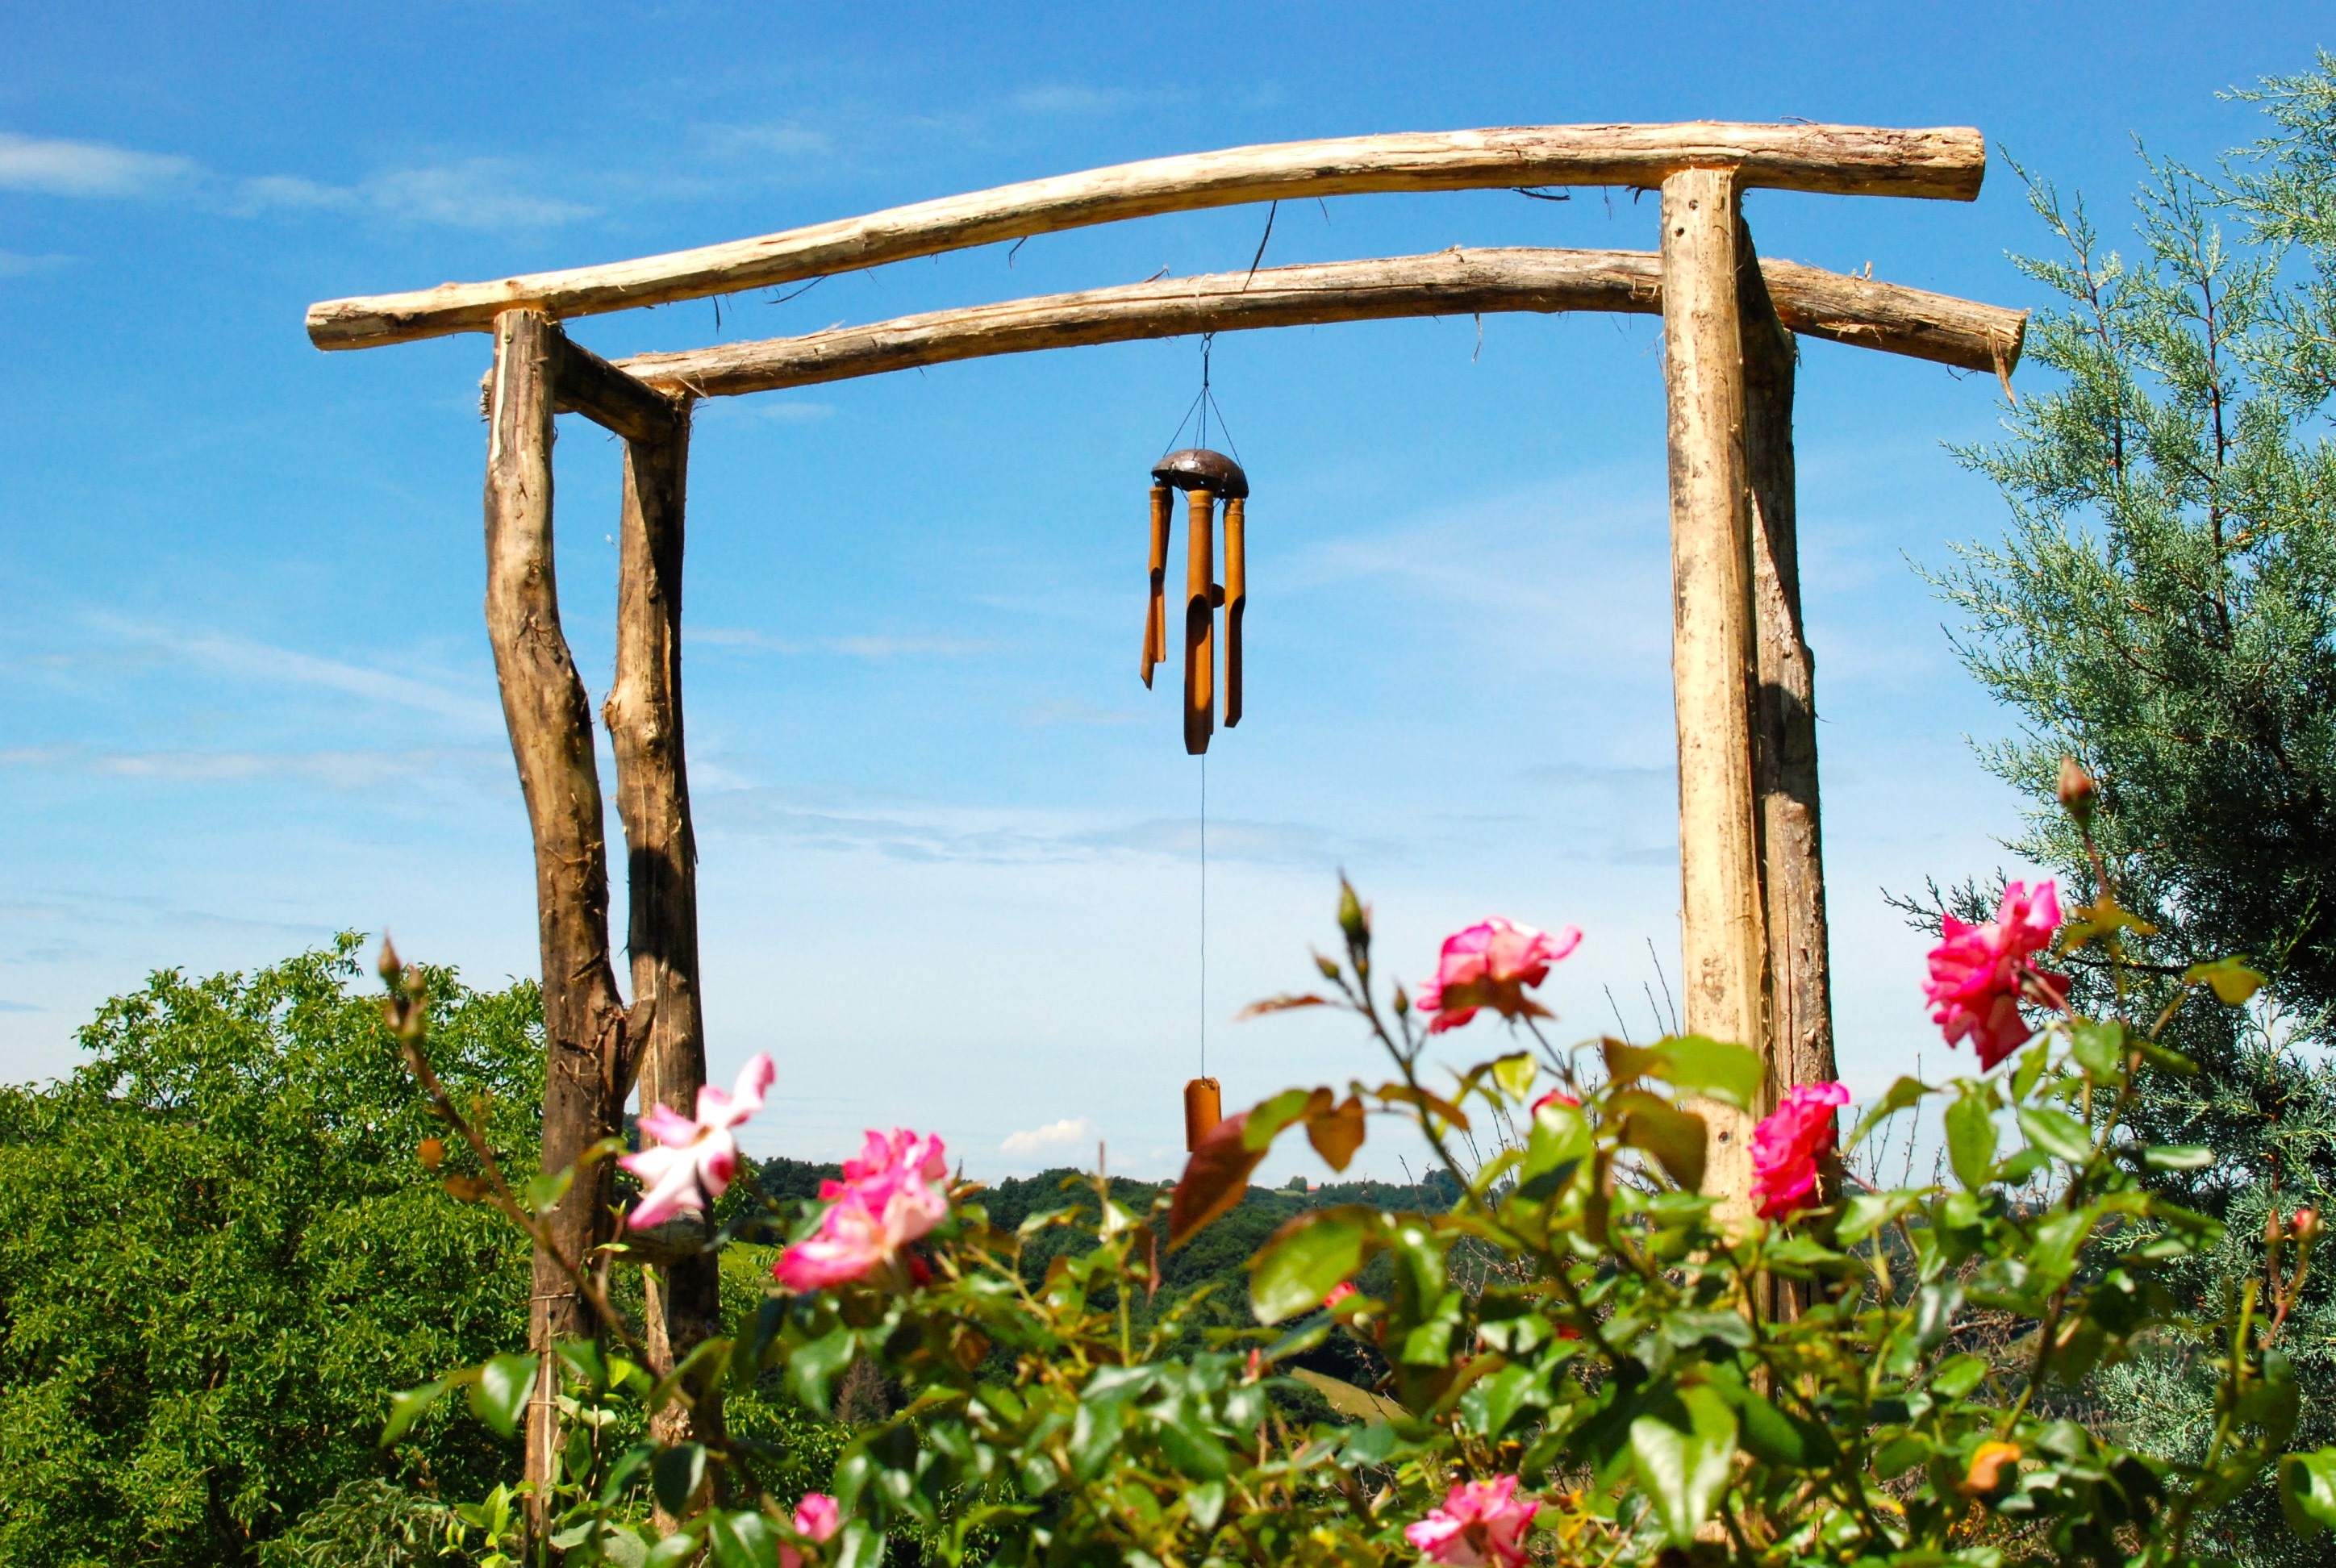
[
  {"left": 1183, "top": 1076, "right": 1223, "bottom": 1152},
  {"left": 1147, "top": 448, "right": 1249, "bottom": 757}
]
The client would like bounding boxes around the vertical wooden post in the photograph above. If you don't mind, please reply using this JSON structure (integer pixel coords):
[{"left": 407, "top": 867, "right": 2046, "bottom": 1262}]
[
  {"left": 1658, "top": 169, "right": 1770, "bottom": 1216},
  {"left": 1737, "top": 219, "right": 1838, "bottom": 1102},
  {"left": 483, "top": 309, "right": 636, "bottom": 1533},
  {"left": 602, "top": 400, "right": 723, "bottom": 1463}
]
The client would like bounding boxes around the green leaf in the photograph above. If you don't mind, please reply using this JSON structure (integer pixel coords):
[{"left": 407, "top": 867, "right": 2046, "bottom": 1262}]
[
  {"left": 789, "top": 1328, "right": 857, "bottom": 1416},
  {"left": 2068, "top": 1019, "right": 2126, "bottom": 1078},
  {"left": 381, "top": 1378, "right": 452, "bottom": 1446},
  {"left": 1945, "top": 1083, "right": 1997, "bottom": 1191},
  {"left": 1846, "top": 1075, "right": 1932, "bottom": 1153},
  {"left": 1249, "top": 1205, "right": 1376, "bottom": 1324},
  {"left": 1913, "top": 1281, "right": 1965, "bottom": 1350},
  {"left": 2185, "top": 957, "right": 2265, "bottom": 1005},
  {"left": 1458, "top": 1363, "right": 1545, "bottom": 1438},
  {"left": 654, "top": 1443, "right": 708, "bottom": 1518},
  {"left": 1610, "top": 1089, "right": 1708, "bottom": 1192},
  {"left": 1150, "top": 1409, "right": 1233, "bottom": 1479},
  {"left": 834, "top": 1524, "right": 884, "bottom": 1568},
  {"left": 1491, "top": 1053, "right": 1537, "bottom": 1102},
  {"left": 466, "top": 1354, "right": 538, "bottom": 1439},
  {"left": 522, "top": 1166, "right": 574, "bottom": 1216},
  {"left": 1245, "top": 1088, "right": 1319, "bottom": 1150},
  {"left": 645, "top": 1533, "right": 700, "bottom": 1568},
  {"left": 1187, "top": 1479, "right": 1228, "bottom": 1533},
  {"left": 707, "top": 1508, "right": 778, "bottom": 1568},
  {"left": 1068, "top": 1395, "right": 1125, "bottom": 1482},
  {"left": 1628, "top": 1385, "right": 1738, "bottom": 1545},
  {"left": 2019, "top": 1104, "right": 2096, "bottom": 1165},
  {"left": 1931, "top": 1353, "right": 1989, "bottom": 1400},
  {"left": 1520, "top": 1097, "right": 1592, "bottom": 1183},
  {"left": 2143, "top": 1144, "right": 2214, "bottom": 1170},
  {"left": 1654, "top": 1036, "right": 1763, "bottom": 1110},
  {"left": 1839, "top": 1191, "right": 1922, "bottom": 1245},
  {"left": 557, "top": 1338, "right": 608, "bottom": 1391},
  {"left": 2280, "top": 1447, "right": 2336, "bottom": 1538}
]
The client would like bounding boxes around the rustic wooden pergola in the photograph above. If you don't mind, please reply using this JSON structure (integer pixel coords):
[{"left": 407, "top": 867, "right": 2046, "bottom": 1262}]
[{"left": 307, "top": 120, "right": 2024, "bottom": 1509}]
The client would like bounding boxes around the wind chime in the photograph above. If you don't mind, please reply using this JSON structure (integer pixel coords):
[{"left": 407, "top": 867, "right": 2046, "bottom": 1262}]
[
  {"left": 1141, "top": 447, "right": 1247, "bottom": 755},
  {"left": 1141, "top": 444, "right": 1248, "bottom": 1151}
]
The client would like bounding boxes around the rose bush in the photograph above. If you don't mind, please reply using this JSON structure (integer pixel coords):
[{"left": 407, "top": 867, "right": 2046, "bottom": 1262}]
[{"left": 379, "top": 782, "right": 2336, "bottom": 1566}]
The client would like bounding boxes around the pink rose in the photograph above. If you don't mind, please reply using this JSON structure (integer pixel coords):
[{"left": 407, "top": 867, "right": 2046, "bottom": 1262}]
[
  {"left": 1404, "top": 1474, "right": 1539, "bottom": 1567},
  {"left": 780, "top": 1492, "right": 840, "bottom": 1568},
  {"left": 1530, "top": 1088, "right": 1580, "bottom": 1114},
  {"left": 774, "top": 1127, "right": 951, "bottom": 1292},
  {"left": 1924, "top": 880, "right": 2069, "bottom": 1070},
  {"left": 1323, "top": 1281, "right": 1358, "bottom": 1310},
  {"left": 619, "top": 1054, "right": 776, "bottom": 1229},
  {"left": 1750, "top": 1082, "right": 1851, "bottom": 1220},
  {"left": 1415, "top": 919, "right": 1582, "bottom": 1035}
]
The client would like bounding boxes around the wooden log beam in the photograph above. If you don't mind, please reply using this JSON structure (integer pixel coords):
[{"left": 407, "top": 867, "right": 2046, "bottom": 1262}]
[
  {"left": 1738, "top": 224, "right": 1838, "bottom": 1109},
  {"left": 482, "top": 308, "right": 638, "bottom": 1534},
  {"left": 550, "top": 329, "right": 685, "bottom": 441},
  {"left": 603, "top": 248, "right": 2025, "bottom": 399},
  {"left": 1658, "top": 171, "right": 1768, "bottom": 1224},
  {"left": 308, "top": 122, "right": 1984, "bottom": 350},
  {"left": 601, "top": 405, "right": 721, "bottom": 1487}
]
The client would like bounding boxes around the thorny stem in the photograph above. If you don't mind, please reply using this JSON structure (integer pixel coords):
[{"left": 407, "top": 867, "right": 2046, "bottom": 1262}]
[{"left": 380, "top": 953, "right": 652, "bottom": 1366}]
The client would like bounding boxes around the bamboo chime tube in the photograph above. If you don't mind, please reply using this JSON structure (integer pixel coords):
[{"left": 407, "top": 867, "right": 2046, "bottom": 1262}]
[
  {"left": 1184, "top": 488, "right": 1216, "bottom": 753},
  {"left": 1143, "top": 483, "right": 1171, "bottom": 684},
  {"left": 1223, "top": 497, "right": 1246, "bottom": 728},
  {"left": 1184, "top": 1076, "right": 1224, "bottom": 1151}
]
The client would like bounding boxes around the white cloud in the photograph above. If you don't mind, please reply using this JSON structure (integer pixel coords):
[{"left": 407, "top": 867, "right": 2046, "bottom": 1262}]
[
  {"left": 0, "top": 132, "right": 193, "bottom": 196},
  {"left": 85, "top": 615, "right": 503, "bottom": 729},
  {"left": 0, "top": 251, "right": 73, "bottom": 277},
  {"left": 1001, "top": 1116, "right": 1097, "bottom": 1156},
  {"left": 236, "top": 161, "right": 596, "bottom": 228},
  {"left": 1010, "top": 86, "right": 1133, "bottom": 116},
  {"left": 0, "top": 744, "right": 497, "bottom": 790}
]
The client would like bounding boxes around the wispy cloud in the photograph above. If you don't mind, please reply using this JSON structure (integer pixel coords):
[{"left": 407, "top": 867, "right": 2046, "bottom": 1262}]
[
  {"left": 0, "top": 744, "right": 498, "bottom": 790},
  {"left": 0, "top": 250, "right": 73, "bottom": 278},
  {"left": 0, "top": 999, "right": 44, "bottom": 1015},
  {"left": 2, "top": 130, "right": 594, "bottom": 229},
  {"left": 1001, "top": 1116, "right": 1097, "bottom": 1156},
  {"left": 1009, "top": 85, "right": 1134, "bottom": 116},
  {"left": 0, "top": 132, "right": 194, "bottom": 196},
  {"left": 236, "top": 161, "right": 598, "bottom": 228},
  {"left": 86, "top": 615, "right": 502, "bottom": 729}
]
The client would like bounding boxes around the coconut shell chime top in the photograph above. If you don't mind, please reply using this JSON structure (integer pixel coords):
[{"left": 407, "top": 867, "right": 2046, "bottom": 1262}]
[{"left": 1143, "top": 448, "right": 1247, "bottom": 755}]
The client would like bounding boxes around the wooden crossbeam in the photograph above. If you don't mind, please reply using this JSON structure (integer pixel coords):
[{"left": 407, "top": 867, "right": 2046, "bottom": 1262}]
[
  {"left": 598, "top": 248, "right": 2023, "bottom": 401},
  {"left": 309, "top": 122, "right": 1983, "bottom": 350}
]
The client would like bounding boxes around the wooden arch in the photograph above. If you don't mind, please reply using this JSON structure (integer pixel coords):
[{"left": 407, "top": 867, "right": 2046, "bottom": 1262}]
[{"left": 310, "top": 121, "right": 2022, "bottom": 1513}]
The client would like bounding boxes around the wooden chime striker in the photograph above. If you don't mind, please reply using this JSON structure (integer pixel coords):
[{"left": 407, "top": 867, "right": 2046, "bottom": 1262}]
[
  {"left": 1142, "top": 448, "right": 1248, "bottom": 757},
  {"left": 1143, "top": 448, "right": 1246, "bottom": 1149}
]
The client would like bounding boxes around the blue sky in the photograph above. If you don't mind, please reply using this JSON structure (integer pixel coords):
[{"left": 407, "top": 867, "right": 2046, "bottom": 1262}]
[{"left": 2, "top": 2, "right": 2326, "bottom": 1180}]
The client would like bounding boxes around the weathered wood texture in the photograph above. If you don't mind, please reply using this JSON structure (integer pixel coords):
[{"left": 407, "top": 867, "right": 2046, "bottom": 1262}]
[
  {"left": 603, "top": 248, "right": 2022, "bottom": 400},
  {"left": 1737, "top": 225, "right": 1838, "bottom": 1105},
  {"left": 483, "top": 310, "right": 638, "bottom": 1528},
  {"left": 1658, "top": 172, "right": 1767, "bottom": 1219},
  {"left": 600, "top": 402, "right": 722, "bottom": 1466},
  {"left": 308, "top": 123, "right": 1984, "bottom": 349},
  {"left": 551, "top": 330, "right": 687, "bottom": 441}
]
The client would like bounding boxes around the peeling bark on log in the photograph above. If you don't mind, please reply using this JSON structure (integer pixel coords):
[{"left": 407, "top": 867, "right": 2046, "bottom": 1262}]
[
  {"left": 1659, "top": 173, "right": 1768, "bottom": 1225},
  {"left": 602, "top": 248, "right": 2023, "bottom": 400},
  {"left": 600, "top": 400, "right": 724, "bottom": 1499},
  {"left": 483, "top": 309, "right": 636, "bottom": 1536},
  {"left": 311, "top": 123, "right": 1983, "bottom": 349},
  {"left": 1738, "top": 226, "right": 1838, "bottom": 1106}
]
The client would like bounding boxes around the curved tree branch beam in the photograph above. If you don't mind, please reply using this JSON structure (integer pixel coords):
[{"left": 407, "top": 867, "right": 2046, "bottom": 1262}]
[
  {"left": 309, "top": 122, "right": 1984, "bottom": 350},
  {"left": 588, "top": 248, "right": 2023, "bottom": 407}
]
